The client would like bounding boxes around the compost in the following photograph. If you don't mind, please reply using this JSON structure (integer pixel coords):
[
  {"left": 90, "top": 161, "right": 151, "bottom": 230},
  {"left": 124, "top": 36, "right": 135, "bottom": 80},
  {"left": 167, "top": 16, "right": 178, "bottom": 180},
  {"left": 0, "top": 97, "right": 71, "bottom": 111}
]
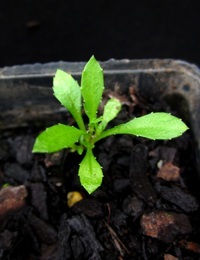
[{"left": 0, "top": 93, "right": 200, "bottom": 260}]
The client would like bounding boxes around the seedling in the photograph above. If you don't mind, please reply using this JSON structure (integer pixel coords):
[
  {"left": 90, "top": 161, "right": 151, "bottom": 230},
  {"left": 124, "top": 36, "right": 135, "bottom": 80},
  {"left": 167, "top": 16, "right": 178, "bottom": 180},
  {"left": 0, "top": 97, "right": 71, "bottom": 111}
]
[{"left": 33, "top": 56, "right": 188, "bottom": 194}]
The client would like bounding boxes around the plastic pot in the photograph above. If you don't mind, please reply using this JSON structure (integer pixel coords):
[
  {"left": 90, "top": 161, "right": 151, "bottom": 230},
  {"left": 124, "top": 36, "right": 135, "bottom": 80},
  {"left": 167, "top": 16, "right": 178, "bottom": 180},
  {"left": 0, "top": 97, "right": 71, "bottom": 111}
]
[{"left": 1, "top": 59, "right": 200, "bottom": 172}]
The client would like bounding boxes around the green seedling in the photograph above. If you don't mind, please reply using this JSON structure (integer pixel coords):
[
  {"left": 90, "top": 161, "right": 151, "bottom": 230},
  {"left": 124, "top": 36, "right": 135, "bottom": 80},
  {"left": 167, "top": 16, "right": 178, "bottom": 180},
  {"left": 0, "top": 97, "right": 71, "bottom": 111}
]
[{"left": 33, "top": 56, "right": 188, "bottom": 194}]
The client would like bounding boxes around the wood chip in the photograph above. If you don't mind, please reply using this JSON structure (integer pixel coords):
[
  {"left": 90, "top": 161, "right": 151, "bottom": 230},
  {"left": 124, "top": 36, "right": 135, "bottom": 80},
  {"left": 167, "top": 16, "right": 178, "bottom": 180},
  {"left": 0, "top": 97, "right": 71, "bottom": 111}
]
[
  {"left": 130, "top": 144, "right": 157, "bottom": 206},
  {"left": 159, "top": 185, "right": 199, "bottom": 212}
]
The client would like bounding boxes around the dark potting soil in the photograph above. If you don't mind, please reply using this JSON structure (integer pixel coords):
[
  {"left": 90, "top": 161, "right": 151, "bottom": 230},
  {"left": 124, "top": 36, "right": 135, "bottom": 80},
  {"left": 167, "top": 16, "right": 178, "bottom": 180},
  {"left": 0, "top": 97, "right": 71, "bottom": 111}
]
[{"left": 0, "top": 95, "right": 200, "bottom": 260}]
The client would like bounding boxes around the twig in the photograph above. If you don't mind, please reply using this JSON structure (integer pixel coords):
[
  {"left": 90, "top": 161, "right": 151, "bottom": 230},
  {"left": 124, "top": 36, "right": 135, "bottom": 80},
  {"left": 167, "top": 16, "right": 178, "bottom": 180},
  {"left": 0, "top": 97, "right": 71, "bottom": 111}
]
[{"left": 104, "top": 221, "right": 130, "bottom": 258}]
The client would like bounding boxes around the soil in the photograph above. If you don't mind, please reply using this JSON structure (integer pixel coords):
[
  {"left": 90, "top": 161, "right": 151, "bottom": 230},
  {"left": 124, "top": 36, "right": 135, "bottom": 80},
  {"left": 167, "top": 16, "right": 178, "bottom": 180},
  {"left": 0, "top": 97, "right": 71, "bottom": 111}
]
[{"left": 0, "top": 92, "right": 200, "bottom": 260}]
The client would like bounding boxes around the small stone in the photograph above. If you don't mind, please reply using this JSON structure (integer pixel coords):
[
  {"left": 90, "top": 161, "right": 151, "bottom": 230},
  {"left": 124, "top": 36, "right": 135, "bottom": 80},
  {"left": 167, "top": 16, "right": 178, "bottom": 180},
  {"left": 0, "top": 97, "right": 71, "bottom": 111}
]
[
  {"left": 0, "top": 185, "right": 28, "bottom": 219},
  {"left": 157, "top": 162, "right": 180, "bottom": 182},
  {"left": 140, "top": 211, "right": 192, "bottom": 243},
  {"left": 164, "top": 254, "right": 178, "bottom": 260}
]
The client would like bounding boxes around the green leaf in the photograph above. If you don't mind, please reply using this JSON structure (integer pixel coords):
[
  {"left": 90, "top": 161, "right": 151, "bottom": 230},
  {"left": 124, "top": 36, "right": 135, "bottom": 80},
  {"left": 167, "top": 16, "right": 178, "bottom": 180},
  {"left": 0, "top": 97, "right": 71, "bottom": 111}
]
[
  {"left": 95, "top": 112, "right": 189, "bottom": 141},
  {"left": 81, "top": 56, "right": 104, "bottom": 122},
  {"left": 97, "top": 98, "right": 122, "bottom": 133},
  {"left": 53, "top": 69, "right": 85, "bottom": 130},
  {"left": 33, "top": 124, "right": 84, "bottom": 153},
  {"left": 79, "top": 148, "right": 103, "bottom": 194}
]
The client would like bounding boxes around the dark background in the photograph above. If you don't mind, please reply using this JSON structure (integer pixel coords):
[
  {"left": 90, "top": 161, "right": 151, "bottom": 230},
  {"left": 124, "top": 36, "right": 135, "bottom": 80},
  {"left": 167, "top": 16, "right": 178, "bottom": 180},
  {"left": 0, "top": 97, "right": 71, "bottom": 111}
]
[{"left": 1, "top": 0, "right": 200, "bottom": 67}]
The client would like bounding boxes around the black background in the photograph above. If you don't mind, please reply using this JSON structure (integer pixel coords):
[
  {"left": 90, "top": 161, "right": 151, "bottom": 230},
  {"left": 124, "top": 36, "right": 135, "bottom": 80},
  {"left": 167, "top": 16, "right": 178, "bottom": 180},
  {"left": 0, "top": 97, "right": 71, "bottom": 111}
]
[{"left": 1, "top": 0, "right": 200, "bottom": 67}]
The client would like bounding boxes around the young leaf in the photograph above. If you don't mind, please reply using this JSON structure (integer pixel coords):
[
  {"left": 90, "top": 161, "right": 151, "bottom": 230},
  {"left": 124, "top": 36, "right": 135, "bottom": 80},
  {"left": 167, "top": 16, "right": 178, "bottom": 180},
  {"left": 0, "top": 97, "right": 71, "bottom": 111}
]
[
  {"left": 33, "top": 124, "right": 84, "bottom": 153},
  {"left": 53, "top": 69, "right": 85, "bottom": 130},
  {"left": 95, "top": 112, "right": 189, "bottom": 141},
  {"left": 79, "top": 148, "right": 103, "bottom": 194},
  {"left": 81, "top": 56, "right": 104, "bottom": 122},
  {"left": 97, "top": 98, "right": 122, "bottom": 133}
]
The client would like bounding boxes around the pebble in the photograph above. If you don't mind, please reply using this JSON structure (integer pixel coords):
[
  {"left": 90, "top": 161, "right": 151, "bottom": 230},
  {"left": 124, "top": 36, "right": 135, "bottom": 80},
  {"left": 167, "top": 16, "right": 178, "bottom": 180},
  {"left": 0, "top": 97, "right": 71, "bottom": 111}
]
[
  {"left": 157, "top": 161, "right": 180, "bottom": 182},
  {"left": 0, "top": 185, "right": 28, "bottom": 219},
  {"left": 164, "top": 254, "right": 178, "bottom": 260},
  {"left": 140, "top": 210, "right": 192, "bottom": 242}
]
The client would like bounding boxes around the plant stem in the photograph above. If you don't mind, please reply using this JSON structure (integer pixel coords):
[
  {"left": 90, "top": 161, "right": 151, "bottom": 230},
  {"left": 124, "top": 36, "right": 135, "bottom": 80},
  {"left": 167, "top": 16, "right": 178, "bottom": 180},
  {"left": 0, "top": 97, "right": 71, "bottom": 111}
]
[
  {"left": 93, "top": 128, "right": 115, "bottom": 143},
  {"left": 76, "top": 114, "right": 86, "bottom": 131}
]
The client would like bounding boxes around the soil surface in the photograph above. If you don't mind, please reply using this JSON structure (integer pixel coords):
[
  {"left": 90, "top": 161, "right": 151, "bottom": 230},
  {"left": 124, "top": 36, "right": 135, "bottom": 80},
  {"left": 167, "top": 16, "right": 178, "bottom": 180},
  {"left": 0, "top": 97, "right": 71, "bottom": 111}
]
[{"left": 0, "top": 92, "right": 200, "bottom": 260}]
